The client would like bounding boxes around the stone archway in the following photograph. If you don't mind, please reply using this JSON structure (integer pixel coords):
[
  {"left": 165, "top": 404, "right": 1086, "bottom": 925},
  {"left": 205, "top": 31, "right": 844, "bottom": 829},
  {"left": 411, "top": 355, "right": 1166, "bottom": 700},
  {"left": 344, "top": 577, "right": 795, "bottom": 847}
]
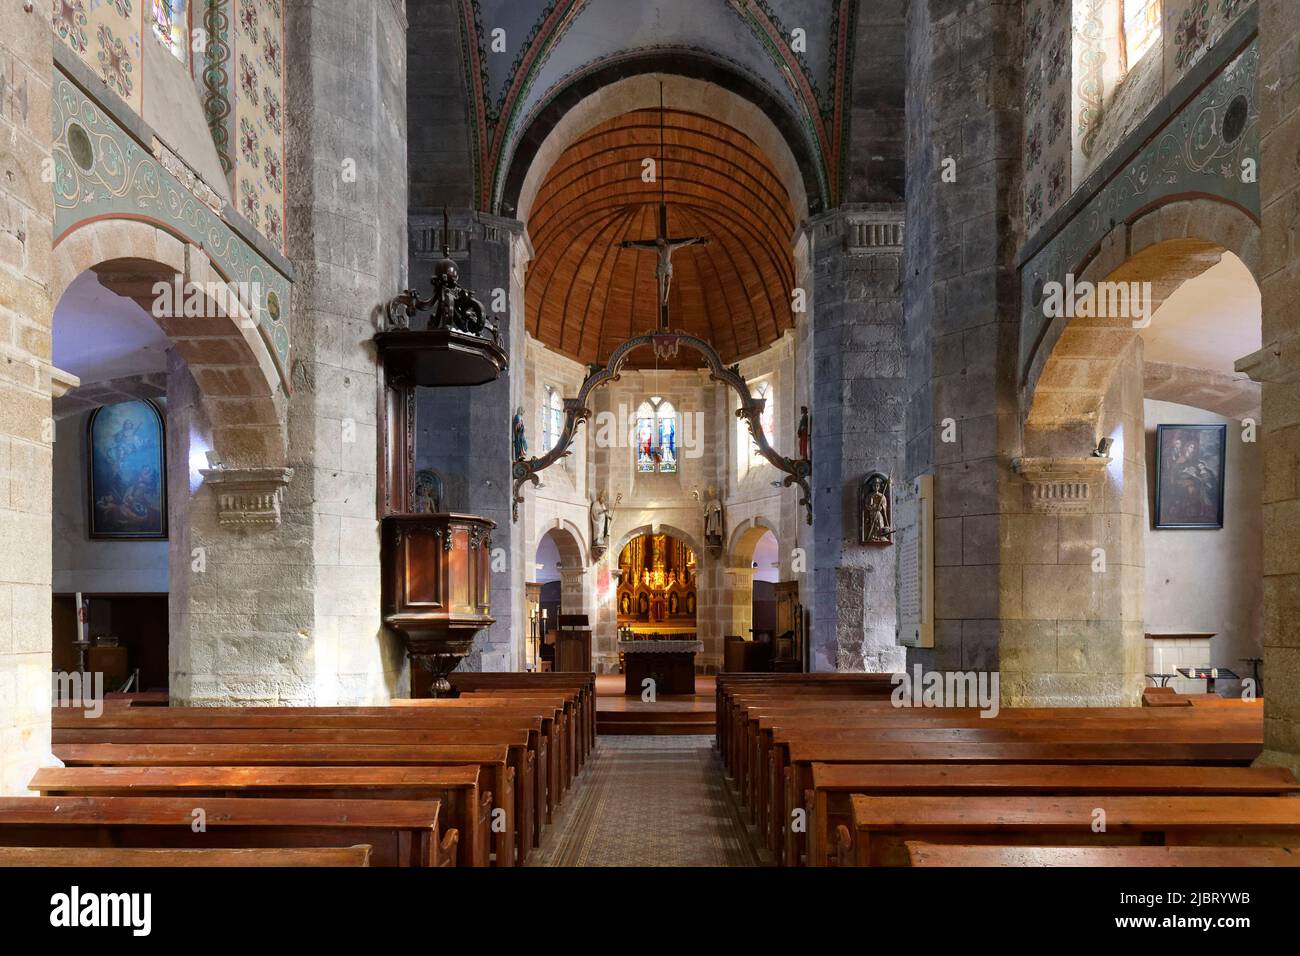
[
  {"left": 51, "top": 219, "right": 288, "bottom": 467},
  {"left": 724, "top": 518, "right": 781, "bottom": 646},
  {"left": 1006, "top": 198, "right": 1263, "bottom": 707}
]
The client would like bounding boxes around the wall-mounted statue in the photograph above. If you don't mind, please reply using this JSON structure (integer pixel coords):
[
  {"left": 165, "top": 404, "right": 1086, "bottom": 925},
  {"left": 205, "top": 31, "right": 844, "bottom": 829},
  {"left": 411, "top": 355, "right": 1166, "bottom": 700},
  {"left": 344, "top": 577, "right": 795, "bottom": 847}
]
[
  {"left": 589, "top": 489, "right": 621, "bottom": 556},
  {"left": 702, "top": 484, "right": 725, "bottom": 551},
  {"left": 859, "top": 472, "right": 894, "bottom": 545},
  {"left": 512, "top": 406, "right": 528, "bottom": 461},
  {"left": 798, "top": 405, "right": 810, "bottom": 461}
]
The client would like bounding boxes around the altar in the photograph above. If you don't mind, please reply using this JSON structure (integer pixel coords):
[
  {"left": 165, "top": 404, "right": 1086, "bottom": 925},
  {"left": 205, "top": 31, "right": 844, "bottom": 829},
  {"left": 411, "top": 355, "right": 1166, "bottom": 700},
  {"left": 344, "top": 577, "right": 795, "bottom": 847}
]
[{"left": 618, "top": 639, "right": 703, "bottom": 695}]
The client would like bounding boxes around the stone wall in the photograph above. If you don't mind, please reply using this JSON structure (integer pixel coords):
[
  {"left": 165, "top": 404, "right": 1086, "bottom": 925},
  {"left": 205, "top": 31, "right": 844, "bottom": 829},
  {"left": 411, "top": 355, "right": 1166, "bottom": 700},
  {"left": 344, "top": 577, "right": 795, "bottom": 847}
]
[
  {"left": 0, "top": 1, "right": 55, "bottom": 794},
  {"left": 1254, "top": 0, "right": 1300, "bottom": 772},
  {"left": 808, "top": 205, "right": 908, "bottom": 673},
  {"left": 167, "top": 0, "right": 411, "bottom": 704}
]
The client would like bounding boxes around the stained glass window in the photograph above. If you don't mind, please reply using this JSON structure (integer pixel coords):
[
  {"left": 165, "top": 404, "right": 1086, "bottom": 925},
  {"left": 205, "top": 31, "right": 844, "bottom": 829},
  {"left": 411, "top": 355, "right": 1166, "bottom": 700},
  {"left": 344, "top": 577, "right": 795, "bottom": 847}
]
[
  {"left": 657, "top": 401, "right": 677, "bottom": 473},
  {"left": 541, "top": 384, "right": 564, "bottom": 454},
  {"left": 1122, "top": 0, "right": 1161, "bottom": 71},
  {"left": 151, "top": 0, "right": 189, "bottom": 64},
  {"left": 635, "top": 397, "right": 677, "bottom": 473}
]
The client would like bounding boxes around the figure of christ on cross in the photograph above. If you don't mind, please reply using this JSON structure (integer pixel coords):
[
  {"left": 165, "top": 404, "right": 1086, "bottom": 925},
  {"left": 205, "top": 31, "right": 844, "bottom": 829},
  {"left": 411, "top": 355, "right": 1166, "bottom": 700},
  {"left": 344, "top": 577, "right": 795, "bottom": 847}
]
[{"left": 621, "top": 202, "right": 709, "bottom": 330}]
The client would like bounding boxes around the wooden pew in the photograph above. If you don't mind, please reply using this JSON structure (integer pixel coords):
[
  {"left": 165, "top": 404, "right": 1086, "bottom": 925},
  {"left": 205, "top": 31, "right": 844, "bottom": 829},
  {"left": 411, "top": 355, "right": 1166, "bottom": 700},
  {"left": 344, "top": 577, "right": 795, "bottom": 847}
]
[
  {"left": 0, "top": 796, "right": 456, "bottom": 867},
  {"left": 803, "top": 763, "right": 1300, "bottom": 868},
  {"left": 740, "top": 708, "right": 1262, "bottom": 855},
  {"left": 778, "top": 739, "right": 1263, "bottom": 867},
  {"left": 0, "top": 845, "right": 374, "bottom": 867},
  {"left": 841, "top": 794, "right": 1300, "bottom": 867},
  {"left": 904, "top": 842, "right": 1300, "bottom": 867},
  {"left": 53, "top": 743, "right": 520, "bottom": 867},
  {"left": 449, "top": 672, "right": 596, "bottom": 758},
  {"left": 54, "top": 709, "right": 549, "bottom": 854},
  {"left": 30, "top": 765, "right": 492, "bottom": 868}
]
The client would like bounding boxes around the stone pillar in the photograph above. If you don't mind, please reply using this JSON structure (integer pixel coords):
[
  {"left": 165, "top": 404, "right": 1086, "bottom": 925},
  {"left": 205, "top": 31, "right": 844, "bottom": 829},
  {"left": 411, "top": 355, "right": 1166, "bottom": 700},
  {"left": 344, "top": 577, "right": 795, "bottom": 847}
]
[
  {"left": 169, "top": 0, "right": 411, "bottom": 704},
  {"left": 1252, "top": 3, "right": 1300, "bottom": 771},
  {"left": 0, "top": 1, "right": 55, "bottom": 793},
  {"left": 411, "top": 210, "right": 525, "bottom": 672},
  {"left": 905, "top": 0, "right": 1022, "bottom": 685},
  {"left": 808, "top": 205, "right": 908, "bottom": 672},
  {"left": 1007, "top": 340, "right": 1147, "bottom": 705}
]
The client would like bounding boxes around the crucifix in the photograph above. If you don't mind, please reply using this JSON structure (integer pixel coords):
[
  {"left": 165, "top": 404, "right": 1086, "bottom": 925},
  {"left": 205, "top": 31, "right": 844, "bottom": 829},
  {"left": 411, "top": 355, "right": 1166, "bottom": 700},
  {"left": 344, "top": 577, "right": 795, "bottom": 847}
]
[
  {"left": 620, "top": 83, "right": 709, "bottom": 331},
  {"left": 621, "top": 203, "right": 709, "bottom": 330}
]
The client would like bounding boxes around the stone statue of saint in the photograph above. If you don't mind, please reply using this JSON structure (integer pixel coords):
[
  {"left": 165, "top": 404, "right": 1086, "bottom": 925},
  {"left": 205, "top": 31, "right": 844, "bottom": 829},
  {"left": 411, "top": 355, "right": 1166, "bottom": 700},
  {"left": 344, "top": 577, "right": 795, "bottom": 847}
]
[
  {"left": 590, "top": 489, "right": 615, "bottom": 550},
  {"left": 860, "top": 472, "right": 893, "bottom": 545},
  {"left": 797, "top": 406, "right": 810, "bottom": 460},
  {"left": 703, "top": 484, "right": 725, "bottom": 545},
  {"left": 512, "top": 406, "right": 528, "bottom": 461}
]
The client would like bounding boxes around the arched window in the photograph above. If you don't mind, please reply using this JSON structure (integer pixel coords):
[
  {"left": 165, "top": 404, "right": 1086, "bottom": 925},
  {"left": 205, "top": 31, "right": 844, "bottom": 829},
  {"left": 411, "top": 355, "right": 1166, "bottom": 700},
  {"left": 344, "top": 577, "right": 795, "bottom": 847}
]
[
  {"left": 151, "top": 0, "right": 189, "bottom": 64},
  {"left": 541, "top": 384, "right": 564, "bottom": 454},
  {"left": 738, "top": 380, "right": 774, "bottom": 477},
  {"left": 635, "top": 396, "right": 677, "bottom": 474},
  {"left": 1121, "top": 0, "right": 1161, "bottom": 72}
]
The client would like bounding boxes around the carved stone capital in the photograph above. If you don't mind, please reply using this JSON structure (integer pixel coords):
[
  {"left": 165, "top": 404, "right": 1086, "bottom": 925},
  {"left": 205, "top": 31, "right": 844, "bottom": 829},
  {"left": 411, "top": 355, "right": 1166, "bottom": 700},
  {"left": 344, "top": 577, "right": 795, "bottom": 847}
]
[
  {"left": 200, "top": 466, "right": 295, "bottom": 528},
  {"left": 1012, "top": 456, "right": 1111, "bottom": 514}
]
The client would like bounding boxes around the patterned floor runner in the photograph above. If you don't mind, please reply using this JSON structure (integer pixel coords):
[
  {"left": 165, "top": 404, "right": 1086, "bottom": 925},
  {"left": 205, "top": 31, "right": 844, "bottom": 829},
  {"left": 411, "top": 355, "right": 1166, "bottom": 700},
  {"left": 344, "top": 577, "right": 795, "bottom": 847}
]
[{"left": 528, "top": 735, "right": 763, "bottom": 867}]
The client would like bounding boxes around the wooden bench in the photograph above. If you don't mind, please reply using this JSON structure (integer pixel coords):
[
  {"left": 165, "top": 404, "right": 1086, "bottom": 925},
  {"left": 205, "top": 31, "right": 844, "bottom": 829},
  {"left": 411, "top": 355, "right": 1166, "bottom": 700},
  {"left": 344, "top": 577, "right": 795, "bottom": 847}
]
[
  {"left": 903, "top": 842, "right": 1300, "bottom": 867},
  {"left": 841, "top": 794, "right": 1300, "bottom": 866},
  {"left": 56, "top": 704, "right": 562, "bottom": 833},
  {"left": 0, "top": 845, "right": 374, "bottom": 867},
  {"left": 53, "top": 743, "right": 520, "bottom": 867},
  {"left": 802, "top": 763, "right": 1300, "bottom": 867},
  {"left": 450, "top": 672, "right": 596, "bottom": 757},
  {"left": 0, "top": 796, "right": 456, "bottom": 867},
  {"left": 30, "top": 764, "right": 492, "bottom": 868},
  {"left": 53, "top": 722, "right": 543, "bottom": 855}
]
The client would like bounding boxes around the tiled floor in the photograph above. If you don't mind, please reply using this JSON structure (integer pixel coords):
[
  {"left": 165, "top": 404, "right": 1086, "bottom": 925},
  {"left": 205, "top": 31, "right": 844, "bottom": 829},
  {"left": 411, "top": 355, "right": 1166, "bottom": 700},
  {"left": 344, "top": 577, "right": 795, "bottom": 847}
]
[{"left": 527, "top": 735, "right": 763, "bottom": 867}]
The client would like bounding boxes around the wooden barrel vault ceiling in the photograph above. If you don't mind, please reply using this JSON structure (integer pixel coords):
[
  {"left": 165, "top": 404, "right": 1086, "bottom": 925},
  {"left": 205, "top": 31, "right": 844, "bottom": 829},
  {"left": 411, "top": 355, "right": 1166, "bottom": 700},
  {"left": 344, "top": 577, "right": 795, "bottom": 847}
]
[{"left": 525, "top": 108, "right": 797, "bottom": 368}]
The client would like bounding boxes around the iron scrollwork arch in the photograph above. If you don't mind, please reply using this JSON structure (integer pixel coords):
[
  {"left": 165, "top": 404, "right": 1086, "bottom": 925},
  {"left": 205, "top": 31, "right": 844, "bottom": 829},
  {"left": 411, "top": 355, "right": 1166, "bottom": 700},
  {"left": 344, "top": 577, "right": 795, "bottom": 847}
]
[{"left": 511, "top": 331, "right": 811, "bottom": 524}]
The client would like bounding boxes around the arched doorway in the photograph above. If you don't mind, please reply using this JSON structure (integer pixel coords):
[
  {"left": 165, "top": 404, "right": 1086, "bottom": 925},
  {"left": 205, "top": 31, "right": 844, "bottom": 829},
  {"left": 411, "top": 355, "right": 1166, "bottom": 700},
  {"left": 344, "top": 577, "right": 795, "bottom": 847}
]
[
  {"left": 1011, "top": 199, "right": 1262, "bottom": 706},
  {"left": 527, "top": 526, "right": 589, "bottom": 671},
  {"left": 48, "top": 220, "right": 290, "bottom": 702}
]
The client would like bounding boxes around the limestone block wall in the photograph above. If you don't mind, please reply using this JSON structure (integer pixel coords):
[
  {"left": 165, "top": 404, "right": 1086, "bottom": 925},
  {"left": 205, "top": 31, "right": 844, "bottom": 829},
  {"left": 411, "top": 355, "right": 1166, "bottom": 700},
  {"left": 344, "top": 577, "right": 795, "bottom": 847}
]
[
  {"left": 1003, "top": 340, "right": 1147, "bottom": 706},
  {"left": 0, "top": 1, "right": 55, "bottom": 794},
  {"left": 807, "top": 206, "right": 908, "bottom": 673},
  {"left": 905, "top": 0, "right": 1022, "bottom": 687},
  {"left": 1255, "top": 0, "right": 1300, "bottom": 772}
]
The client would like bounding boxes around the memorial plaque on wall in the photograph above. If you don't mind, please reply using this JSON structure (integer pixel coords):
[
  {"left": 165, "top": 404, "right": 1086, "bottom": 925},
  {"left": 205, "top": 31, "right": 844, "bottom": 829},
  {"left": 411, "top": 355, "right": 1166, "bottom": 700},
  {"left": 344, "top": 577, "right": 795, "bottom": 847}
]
[{"left": 895, "top": 474, "right": 934, "bottom": 648}]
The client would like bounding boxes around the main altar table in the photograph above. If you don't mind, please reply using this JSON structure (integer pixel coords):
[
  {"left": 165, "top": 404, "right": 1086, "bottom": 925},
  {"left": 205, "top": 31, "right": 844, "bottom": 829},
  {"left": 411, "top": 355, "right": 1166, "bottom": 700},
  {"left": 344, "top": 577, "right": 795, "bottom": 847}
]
[{"left": 618, "top": 640, "right": 703, "bottom": 695}]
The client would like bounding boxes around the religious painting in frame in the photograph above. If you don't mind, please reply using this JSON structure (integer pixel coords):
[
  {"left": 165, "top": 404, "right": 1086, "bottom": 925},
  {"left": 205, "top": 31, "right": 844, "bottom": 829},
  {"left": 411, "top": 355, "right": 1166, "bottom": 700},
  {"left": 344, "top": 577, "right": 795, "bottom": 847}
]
[
  {"left": 87, "top": 400, "right": 168, "bottom": 540},
  {"left": 1153, "top": 423, "right": 1226, "bottom": 530}
]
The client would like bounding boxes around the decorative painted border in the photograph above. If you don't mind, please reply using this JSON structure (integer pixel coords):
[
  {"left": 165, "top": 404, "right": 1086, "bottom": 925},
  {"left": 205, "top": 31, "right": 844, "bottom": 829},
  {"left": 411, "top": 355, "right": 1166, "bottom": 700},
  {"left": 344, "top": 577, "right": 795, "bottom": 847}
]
[
  {"left": 458, "top": 0, "right": 590, "bottom": 211},
  {"left": 726, "top": 0, "right": 850, "bottom": 208},
  {"left": 1019, "top": 40, "right": 1259, "bottom": 382},
  {"left": 51, "top": 67, "right": 292, "bottom": 384}
]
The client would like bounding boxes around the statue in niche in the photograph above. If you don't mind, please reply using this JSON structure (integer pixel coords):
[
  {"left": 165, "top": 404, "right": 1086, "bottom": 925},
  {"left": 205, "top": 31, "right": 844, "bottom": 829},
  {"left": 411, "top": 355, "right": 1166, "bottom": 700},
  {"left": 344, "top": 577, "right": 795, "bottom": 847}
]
[
  {"left": 412, "top": 469, "right": 444, "bottom": 514},
  {"left": 702, "top": 484, "right": 725, "bottom": 549},
  {"left": 797, "top": 406, "right": 810, "bottom": 461},
  {"left": 859, "top": 472, "right": 894, "bottom": 546},
  {"left": 589, "top": 490, "right": 621, "bottom": 555},
  {"left": 512, "top": 406, "right": 528, "bottom": 461}
]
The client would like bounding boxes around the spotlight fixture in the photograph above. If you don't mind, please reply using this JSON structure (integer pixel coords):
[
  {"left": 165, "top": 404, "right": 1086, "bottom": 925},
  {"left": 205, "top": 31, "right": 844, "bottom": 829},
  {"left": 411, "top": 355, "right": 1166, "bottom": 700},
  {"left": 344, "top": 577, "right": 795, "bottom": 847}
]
[{"left": 1092, "top": 437, "right": 1113, "bottom": 457}]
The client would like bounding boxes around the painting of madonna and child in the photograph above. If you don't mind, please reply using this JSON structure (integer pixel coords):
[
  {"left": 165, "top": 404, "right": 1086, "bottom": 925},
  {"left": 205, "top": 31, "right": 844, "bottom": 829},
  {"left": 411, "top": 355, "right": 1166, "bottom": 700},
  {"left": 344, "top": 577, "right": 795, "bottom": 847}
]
[
  {"left": 1154, "top": 423, "right": 1226, "bottom": 530},
  {"left": 87, "top": 400, "right": 168, "bottom": 540}
]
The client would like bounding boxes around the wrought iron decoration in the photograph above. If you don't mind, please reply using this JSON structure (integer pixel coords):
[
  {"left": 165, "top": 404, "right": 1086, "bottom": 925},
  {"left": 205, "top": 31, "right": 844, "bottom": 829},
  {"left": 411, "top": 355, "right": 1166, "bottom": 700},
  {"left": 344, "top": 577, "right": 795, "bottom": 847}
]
[{"left": 511, "top": 330, "right": 812, "bottom": 524}]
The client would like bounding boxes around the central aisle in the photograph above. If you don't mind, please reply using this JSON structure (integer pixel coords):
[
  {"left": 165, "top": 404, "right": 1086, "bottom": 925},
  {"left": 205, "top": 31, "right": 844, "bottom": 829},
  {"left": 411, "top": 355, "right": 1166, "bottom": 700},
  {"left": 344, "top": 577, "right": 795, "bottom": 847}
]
[{"left": 527, "top": 736, "right": 762, "bottom": 867}]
